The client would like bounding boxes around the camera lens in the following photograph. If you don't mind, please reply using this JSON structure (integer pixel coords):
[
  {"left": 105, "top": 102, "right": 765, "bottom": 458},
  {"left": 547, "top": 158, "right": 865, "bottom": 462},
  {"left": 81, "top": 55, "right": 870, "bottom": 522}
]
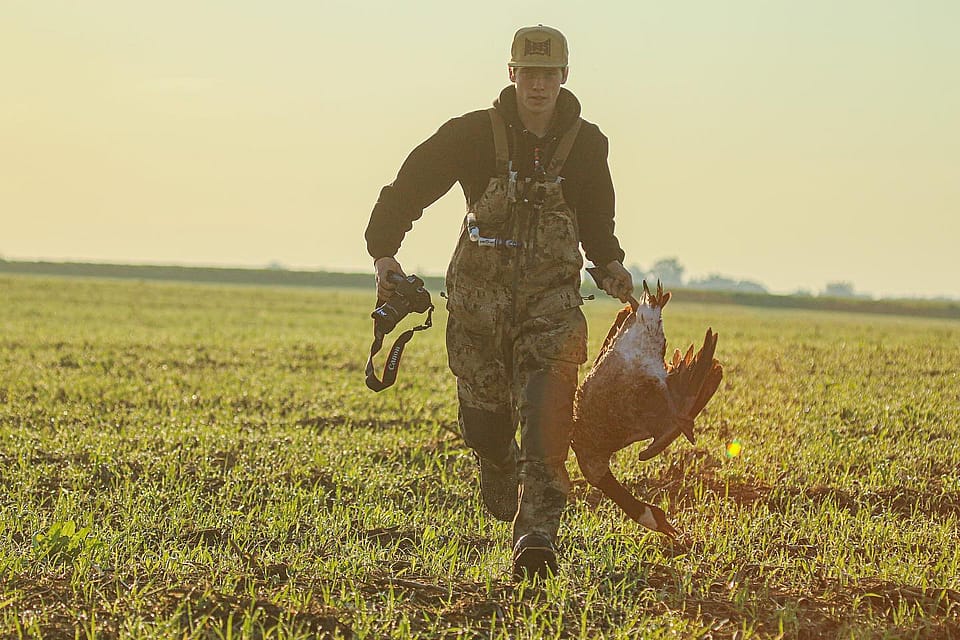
[{"left": 372, "top": 303, "right": 402, "bottom": 335}]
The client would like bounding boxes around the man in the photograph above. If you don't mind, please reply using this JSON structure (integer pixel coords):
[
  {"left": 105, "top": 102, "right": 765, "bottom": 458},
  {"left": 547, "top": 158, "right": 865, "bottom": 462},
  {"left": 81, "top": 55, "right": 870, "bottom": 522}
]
[{"left": 365, "top": 24, "right": 633, "bottom": 580}]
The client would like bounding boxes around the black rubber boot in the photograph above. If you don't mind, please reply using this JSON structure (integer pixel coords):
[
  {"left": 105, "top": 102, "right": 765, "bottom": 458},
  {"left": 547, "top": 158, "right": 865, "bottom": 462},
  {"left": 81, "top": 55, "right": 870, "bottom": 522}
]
[
  {"left": 512, "top": 532, "right": 558, "bottom": 582},
  {"left": 477, "top": 442, "right": 520, "bottom": 522}
]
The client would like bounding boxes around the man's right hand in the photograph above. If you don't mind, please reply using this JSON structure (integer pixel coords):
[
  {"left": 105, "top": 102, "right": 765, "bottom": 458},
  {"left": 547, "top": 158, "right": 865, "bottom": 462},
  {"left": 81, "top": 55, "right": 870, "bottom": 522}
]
[{"left": 374, "top": 256, "right": 406, "bottom": 302}]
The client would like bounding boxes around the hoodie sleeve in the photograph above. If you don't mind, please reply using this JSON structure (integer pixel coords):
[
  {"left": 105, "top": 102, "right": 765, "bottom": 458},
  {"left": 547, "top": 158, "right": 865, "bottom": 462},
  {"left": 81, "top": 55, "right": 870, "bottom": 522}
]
[
  {"left": 365, "top": 118, "right": 466, "bottom": 260},
  {"left": 576, "top": 132, "right": 626, "bottom": 267}
]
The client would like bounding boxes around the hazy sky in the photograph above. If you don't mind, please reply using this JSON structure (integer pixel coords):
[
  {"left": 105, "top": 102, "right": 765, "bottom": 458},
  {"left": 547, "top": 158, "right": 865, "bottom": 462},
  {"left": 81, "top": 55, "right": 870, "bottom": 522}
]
[{"left": 2, "top": 1, "right": 958, "bottom": 298}]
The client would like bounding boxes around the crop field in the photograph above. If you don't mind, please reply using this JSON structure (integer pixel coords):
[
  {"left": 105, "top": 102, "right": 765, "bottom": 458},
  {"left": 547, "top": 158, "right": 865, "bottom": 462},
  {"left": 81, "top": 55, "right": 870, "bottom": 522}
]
[{"left": 1, "top": 274, "right": 958, "bottom": 639}]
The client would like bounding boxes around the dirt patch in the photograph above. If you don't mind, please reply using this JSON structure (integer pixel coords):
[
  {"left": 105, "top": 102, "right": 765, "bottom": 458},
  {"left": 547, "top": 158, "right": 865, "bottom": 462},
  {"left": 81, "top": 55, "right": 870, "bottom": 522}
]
[
  {"left": 2, "top": 574, "right": 350, "bottom": 639},
  {"left": 572, "top": 446, "right": 960, "bottom": 520},
  {"left": 166, "top": 587, "right": 349, "bottom": 638},
  {"left": 359, "top": 525, "right": 494, "bottom": 556}
]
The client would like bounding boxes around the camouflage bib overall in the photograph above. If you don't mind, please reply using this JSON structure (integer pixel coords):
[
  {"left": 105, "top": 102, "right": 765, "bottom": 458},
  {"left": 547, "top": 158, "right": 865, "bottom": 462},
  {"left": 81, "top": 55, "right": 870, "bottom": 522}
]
[{"left": 445, "top": 108, "right": 588, "bottom": 543}]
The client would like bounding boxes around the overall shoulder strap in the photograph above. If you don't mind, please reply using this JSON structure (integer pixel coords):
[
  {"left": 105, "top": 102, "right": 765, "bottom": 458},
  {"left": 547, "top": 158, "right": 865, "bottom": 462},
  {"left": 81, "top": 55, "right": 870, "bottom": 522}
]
[
  {"left": 546, "top": 117, "right": 582, "bottom": 178},
  {"left": 487, "top": 108, "right": 510, "bottom": 175}
]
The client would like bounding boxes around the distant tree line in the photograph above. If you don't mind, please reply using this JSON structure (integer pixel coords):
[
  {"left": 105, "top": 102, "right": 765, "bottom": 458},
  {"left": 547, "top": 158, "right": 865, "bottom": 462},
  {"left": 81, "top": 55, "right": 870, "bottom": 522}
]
[
  {"left": 623, "top": 257, "right": 873, "bottom": 299},
  {"left": 3, "top": 258, "right": 958, "bottom": 318},
  {"left": 625, "top": 257, "right": 770, "bottom": 294},
  {"left": 0, "top": 259, "right": 444, "bottom": 293}
]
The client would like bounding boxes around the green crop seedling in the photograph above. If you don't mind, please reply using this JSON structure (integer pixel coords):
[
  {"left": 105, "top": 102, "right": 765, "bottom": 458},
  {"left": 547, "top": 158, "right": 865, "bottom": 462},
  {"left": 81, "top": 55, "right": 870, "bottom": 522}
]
[{"left": 0, "top": 275, "right": 957, "bottom": 638}]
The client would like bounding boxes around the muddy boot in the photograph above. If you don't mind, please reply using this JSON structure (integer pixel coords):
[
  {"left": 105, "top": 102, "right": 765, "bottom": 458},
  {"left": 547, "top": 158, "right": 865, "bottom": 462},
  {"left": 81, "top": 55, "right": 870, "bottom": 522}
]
[
  {"left": 477, "top": 441, "right": 520, "bottom": 522},
  {"left": 512, "top": 532, "right": 558, "bottom": 582}
]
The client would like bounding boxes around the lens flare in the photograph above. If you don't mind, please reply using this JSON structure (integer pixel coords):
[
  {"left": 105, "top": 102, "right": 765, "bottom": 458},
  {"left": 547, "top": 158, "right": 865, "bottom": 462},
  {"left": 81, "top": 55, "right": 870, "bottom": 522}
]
[{"left": 725, "top": 439, "right": 743, "bottom": 458}]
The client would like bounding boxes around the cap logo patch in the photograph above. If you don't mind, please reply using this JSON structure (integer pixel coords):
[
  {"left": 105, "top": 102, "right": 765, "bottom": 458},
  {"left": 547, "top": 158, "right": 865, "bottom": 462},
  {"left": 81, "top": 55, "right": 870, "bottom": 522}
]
[{"left": 524, "top": 38, "right": 551, "bottom": 57}]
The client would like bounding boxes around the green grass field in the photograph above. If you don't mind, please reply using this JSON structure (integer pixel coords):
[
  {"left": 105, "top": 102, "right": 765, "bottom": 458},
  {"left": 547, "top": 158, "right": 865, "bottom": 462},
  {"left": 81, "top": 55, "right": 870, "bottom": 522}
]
[{"left": 1, "top": 275, "right": 958, "bottom": 639}]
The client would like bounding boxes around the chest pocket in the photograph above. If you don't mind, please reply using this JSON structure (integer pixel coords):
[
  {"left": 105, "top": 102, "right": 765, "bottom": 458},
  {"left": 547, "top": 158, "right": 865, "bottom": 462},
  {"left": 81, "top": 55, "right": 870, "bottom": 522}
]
[
  {"left": 523, "top": 182, "right": 583, "bottom": 295},
  {"left": 469, "top": 178, "right": 510, "bottom": 230}
]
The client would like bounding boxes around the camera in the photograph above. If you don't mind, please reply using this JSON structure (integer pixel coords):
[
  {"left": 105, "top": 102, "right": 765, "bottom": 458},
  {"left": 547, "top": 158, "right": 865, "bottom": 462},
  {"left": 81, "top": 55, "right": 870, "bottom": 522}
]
[{"left": 372, "top": 272, "right": 432, "bottom": 335}]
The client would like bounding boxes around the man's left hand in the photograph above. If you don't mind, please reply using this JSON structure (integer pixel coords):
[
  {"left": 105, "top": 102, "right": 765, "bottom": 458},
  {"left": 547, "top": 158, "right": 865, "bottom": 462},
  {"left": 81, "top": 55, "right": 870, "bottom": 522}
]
[{"left": 600, "top": 261, "right": 634, "bottom": 303}]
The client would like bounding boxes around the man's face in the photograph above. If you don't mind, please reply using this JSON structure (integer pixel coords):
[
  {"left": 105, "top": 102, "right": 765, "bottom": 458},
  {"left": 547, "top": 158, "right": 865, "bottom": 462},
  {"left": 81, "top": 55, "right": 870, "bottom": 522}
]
[{"left": 510, "top": 66, "right": 566, "bottom": 116}]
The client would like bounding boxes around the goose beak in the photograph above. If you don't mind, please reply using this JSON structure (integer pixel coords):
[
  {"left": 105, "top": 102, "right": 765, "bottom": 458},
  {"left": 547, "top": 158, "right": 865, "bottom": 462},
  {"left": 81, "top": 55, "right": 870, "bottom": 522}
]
[
  {"left": 645, "top": 504, "right": 679, "bottom": 540},
  {"left": 658, "top": 519, "right": 679, "bottom": 541}
]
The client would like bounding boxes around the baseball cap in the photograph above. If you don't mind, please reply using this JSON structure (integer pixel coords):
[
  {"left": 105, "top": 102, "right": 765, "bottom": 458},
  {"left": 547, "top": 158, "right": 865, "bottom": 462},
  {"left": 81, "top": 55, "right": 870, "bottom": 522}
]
[{"left": 508, "top": 24, "right": 568, "bottom": 68}]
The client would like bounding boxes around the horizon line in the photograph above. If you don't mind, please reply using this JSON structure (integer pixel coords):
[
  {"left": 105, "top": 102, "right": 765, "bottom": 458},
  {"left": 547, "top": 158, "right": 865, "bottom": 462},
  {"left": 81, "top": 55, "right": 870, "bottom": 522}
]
[{"left": 2, "top": 254, "right": 958, "bottom": 302}]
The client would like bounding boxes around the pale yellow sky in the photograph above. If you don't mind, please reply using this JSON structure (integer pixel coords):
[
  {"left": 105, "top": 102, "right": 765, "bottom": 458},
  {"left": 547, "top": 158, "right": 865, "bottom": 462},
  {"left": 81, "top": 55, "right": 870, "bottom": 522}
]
[{"left": 2, "top": 1, "right": 958, "bottom": 298}]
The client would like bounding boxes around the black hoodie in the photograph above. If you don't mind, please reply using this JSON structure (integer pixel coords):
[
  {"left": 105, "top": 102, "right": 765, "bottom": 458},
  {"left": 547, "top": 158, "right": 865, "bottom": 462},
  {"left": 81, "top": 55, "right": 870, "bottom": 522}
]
[{"left": 365, "top": 86, "right": 625, "bottom": 267}]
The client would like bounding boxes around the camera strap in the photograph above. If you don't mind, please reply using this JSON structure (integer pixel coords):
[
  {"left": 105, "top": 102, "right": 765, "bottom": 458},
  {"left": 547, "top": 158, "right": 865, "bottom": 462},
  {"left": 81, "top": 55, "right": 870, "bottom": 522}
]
[{"left": 364, "top": 305, "right": 434, "bottom": 392}]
